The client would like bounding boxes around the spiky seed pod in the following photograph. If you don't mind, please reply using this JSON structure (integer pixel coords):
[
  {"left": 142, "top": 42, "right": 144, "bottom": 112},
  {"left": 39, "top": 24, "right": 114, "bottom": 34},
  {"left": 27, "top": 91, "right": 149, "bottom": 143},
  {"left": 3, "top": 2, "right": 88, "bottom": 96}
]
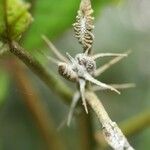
[{"left": 73, "top": 0, "right": 94, "bottom": 52}]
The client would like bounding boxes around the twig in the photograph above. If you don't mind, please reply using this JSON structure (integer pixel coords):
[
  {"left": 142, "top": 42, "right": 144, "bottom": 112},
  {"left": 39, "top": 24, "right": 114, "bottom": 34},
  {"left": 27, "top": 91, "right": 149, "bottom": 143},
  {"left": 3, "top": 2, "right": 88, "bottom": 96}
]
[
  {"left": 92, "top": 53, "right": 127, "bottom": 60},
  {"left": 12, "top": 60, "right": 66, "bottom": 150},
  {"left": 42, "top": 35, "right": 68, "bottom": 62},
  {"left": 85, "top": 91, "right": 134, "bottom": 150},
  {"left": 95, "top": 110, "right": 150, "bottom": 149},
  {"left": 8, "top": 41, "right": 73, "bottom": 104}
]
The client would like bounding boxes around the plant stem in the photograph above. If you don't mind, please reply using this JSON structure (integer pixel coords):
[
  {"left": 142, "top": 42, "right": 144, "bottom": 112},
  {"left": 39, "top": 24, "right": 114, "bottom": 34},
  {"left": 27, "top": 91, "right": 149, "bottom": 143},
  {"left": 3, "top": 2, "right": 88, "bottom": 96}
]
[
  {"left": 9, "top": 41, "right": 73, "bottom": 104},
  {"left": 95, "top": 110, "right": 150, "bottom": 149},
  {"left": 12, "top": 60, "right": 66, "bottom": 150},
  {"left": 85, "top": 91, "right": 134, "bottom": 150},
  {"left": 30, "top": 0, "right": 36, "bottom": 13}
]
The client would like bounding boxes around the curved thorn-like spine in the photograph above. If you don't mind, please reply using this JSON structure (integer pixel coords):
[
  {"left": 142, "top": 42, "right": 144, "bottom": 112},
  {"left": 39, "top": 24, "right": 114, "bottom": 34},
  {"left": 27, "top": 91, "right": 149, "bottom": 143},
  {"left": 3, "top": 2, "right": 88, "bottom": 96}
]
[
  {"left": 46, "top": 56, "right": 60, "bottom": 65},
  {"left": 92, "top": 83, "right": 136, "bottom": 91},
  {"left": 66, "top": 52, "right": 76, "bottom": 64},
  {"left": 95, "top": 56, "right": 126, "bottom": 77},
  {"left": 94, "top": 50, "right": 131, "bottom": 76},
  {"left": 79, "top": 78, "right": 88, "bottom": 113},
  {"left": 84, "top": 72, "right": 120, "bottom": 94},
  {"left": 92, "top": 53, "right": 128, "bottom": 60},
  {"left": 42, "top": 35, "right": 68, "bottom": 62},
  {"left": 38, "top": 49, "right": 61, "bottom": 65},
  {"left": 67, "top": 92, "right": 80, "bottom": 126}
]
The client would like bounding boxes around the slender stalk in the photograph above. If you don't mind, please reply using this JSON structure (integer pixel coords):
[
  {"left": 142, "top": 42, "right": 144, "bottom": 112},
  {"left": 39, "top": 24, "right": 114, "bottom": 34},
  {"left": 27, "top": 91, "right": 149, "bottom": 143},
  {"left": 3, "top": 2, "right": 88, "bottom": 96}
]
[
  {"left": 12, "top": 60, "right": 66, "bottom": 150},
  {"left": 94, "top": 51, "right": 131, "bottom": 77},
  {"left": 30, "top": 0, "right": 36, "bottom": 13},
  {"left": 9, "top": 41, "right": 73, "bottom": 104},
  {"left": 42, "top": 35, "right": 68, "bottom": 62}
]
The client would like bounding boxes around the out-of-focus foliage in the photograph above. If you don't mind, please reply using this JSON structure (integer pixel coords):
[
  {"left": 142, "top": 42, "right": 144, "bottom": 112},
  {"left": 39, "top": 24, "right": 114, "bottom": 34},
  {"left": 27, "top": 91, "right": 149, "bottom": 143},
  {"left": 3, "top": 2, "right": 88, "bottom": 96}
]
[
  {"left": 0, "top": 0, "right": 32, "bottom": 106},
  {"left": 0, "top": 71, "right": 9, "bottom": 105},
  {"left": 24, "top": 0, "right": 122, "bottom": 49},
  {"left": 0, "top": 0, "right": 32, "bottom": 41}
]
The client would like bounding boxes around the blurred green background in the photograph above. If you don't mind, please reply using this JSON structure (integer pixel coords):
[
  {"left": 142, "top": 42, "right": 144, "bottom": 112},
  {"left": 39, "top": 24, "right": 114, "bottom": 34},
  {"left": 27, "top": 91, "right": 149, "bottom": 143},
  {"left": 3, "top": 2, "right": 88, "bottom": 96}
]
[{"left": 0, "top": 0, "right": 150, "bottom": 150}]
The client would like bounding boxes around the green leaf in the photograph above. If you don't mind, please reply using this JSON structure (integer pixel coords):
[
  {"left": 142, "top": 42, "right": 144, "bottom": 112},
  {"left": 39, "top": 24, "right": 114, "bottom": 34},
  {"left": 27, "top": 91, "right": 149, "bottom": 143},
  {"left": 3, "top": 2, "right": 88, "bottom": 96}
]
[
  {"left": 23, "top": 0, "right": 80, "bottom": 49},
  {"left": 0, "top": 70, "right": 9, "bottom": 106},
  {"left": 24, "top": 0, "right": 122, "bottom": 49},
  {"left": 0, "top": 0, "right": 32, "bottom": 41}
]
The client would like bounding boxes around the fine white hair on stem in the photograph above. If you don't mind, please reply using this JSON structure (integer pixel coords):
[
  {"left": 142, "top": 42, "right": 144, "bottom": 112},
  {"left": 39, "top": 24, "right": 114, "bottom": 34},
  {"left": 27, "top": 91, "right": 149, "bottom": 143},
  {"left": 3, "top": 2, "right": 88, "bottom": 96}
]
[
  {"left": 92, "top": 83, "right": 136, "bottom": 91},
  {"left": 94, "top": 51, "right": 131, "bottom": 77},
  {"left": 46, "top": 56, "right": 60, "bottom": 65},
  {"left": 92, "top": 53, "right": 128, "bottom": 60},
  {"left": 38, "top": 49, "right": 61, "bottom": 65},
  {"left": 66, "top": 52, "right": 76, "bottom": 64},
  {"left": 42, "top": 35, "right": 68, "bottom": 62}
]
